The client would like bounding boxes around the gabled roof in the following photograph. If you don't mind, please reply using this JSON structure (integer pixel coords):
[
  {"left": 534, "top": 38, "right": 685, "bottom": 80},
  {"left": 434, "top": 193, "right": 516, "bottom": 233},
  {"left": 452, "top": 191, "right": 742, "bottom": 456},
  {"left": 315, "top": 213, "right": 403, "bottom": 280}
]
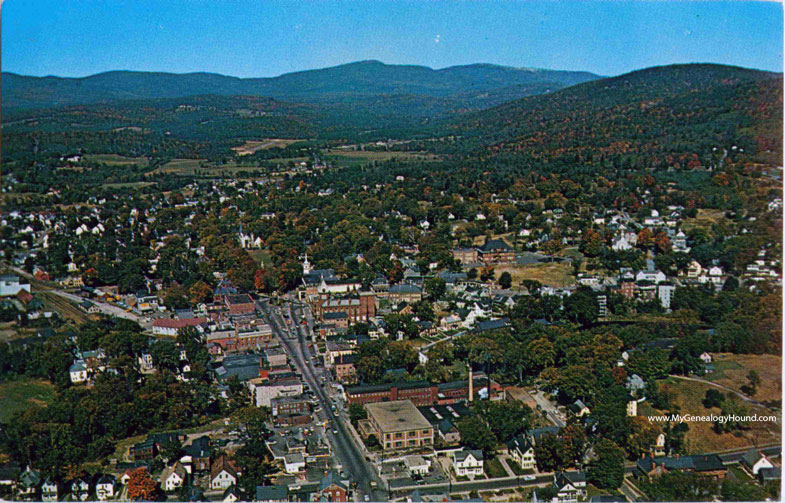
[
  {"left": 507, "top": 435, "right": 533, "bottom": 453},
  {"left": 211, "top": 456, "right": 238, "bottom": 481},
  {"left": 454, "top": 449, "right": 483, "bottom": 462},
  {"left": 741, "top": 447, "right": 765, "bottom": 467},
  {"left": 480, "top": 239, "right": 513, "bottom": 252},
  {"left": 319, "top": 471, "right": 346, "bottom": 491}
]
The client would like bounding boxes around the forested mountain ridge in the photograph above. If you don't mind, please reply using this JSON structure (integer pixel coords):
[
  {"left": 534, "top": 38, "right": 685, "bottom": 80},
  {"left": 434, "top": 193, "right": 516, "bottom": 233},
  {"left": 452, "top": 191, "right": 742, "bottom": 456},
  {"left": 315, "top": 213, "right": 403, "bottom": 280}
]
[
  {"left": 446, "top": 64, "right": 783, "bottom": 167},
  {"left": 1, "top": 60, "right": 601, "bottom": 109}
]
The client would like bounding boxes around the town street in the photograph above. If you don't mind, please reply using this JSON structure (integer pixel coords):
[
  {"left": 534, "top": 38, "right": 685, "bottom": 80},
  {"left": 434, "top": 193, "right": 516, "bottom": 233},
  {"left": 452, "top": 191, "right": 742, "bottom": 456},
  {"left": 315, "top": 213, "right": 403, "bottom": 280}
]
[{"left": 257, "top": 298, "right": 385, "bottom": 501}]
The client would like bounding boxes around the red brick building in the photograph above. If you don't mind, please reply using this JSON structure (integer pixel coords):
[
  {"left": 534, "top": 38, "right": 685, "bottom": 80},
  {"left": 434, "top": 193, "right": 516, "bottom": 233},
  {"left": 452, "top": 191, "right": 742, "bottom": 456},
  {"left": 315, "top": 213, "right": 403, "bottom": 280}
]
[{"left": 225, "top": 294, "right": 256, "bottom": 317}]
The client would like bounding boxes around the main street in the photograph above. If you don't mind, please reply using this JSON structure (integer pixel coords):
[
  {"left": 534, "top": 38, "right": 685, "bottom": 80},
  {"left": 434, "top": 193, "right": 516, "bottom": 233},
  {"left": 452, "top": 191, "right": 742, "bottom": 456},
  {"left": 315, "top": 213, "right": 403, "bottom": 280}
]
[{"left": 257, "top": 297, "right": 385, "bottom": 501}]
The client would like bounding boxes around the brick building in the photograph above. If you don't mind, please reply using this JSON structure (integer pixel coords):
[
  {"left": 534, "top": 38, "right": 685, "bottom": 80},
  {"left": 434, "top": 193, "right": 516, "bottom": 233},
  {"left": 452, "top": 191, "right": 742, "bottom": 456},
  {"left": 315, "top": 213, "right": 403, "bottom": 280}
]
[{"left": 360, "top": 400, "right": 433, "bottom": 451}]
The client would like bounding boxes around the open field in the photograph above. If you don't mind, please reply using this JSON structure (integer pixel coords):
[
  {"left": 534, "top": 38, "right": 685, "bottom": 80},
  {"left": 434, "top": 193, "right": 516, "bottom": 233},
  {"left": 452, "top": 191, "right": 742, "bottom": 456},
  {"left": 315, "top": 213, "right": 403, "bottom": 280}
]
[
  {"left": 151, "top": 158, "right": 207, "bottom": 174},
  {"left": 0, "top": 378, "right": 56, "bottom": 422},
  {"left": 102, "top": 181, "right": 156, "bottom": 189},
  {"left": 232, "top": 138, "right": 300, "bottom": 155},
  {"left": 84, "top": 154, "right": 149, "bottom": 167},
  {"left": 492, "top": 262, "right": 575, "bottom": 288},
  {"left": 681, "top": 208, "right": 730, "bottom": 233},
  {"left": 653, "top": 378, "right": 780, "bottom": 453},
  {"left": 247, "top": 250, "right": 273, "bottom": 267},
  {"left": 704, "top": 353, "right": 782, "bottom": 404}
]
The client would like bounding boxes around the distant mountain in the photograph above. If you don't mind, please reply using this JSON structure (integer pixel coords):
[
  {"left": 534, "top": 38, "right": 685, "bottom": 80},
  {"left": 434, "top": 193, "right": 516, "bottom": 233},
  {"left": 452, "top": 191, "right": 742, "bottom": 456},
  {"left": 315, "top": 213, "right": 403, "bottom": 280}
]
[
  {"left": 1, "top": 60, "right": 601, "bottom": 110},
  {"left": 448, "top": 63, "right": 782, "bottom": 164}
]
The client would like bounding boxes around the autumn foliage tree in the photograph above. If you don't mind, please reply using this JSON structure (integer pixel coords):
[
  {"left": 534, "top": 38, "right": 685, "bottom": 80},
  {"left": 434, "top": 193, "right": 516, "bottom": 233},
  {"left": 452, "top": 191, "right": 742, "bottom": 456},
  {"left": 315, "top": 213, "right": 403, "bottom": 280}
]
[
  {"left": 127, "top": 468, "right": 157, "bottom": 501},
  {"left": 580, "top": 228, "right": 603, "bottom": 257}
]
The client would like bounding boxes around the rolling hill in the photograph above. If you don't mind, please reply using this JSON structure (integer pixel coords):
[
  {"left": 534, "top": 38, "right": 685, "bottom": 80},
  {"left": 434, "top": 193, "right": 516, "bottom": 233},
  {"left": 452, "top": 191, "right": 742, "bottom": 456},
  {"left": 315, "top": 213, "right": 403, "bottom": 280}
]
[
  {"left": 447, "top": 64, "right": 783, "bottom": 166},
  {"left": 1, "top": 60, "right": 601, "bottom": 110}
]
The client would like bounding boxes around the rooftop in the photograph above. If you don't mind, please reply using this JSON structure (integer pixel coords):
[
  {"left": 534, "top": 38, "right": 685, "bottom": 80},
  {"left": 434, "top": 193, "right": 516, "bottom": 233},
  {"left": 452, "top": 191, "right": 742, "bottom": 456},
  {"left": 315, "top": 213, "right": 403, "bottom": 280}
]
[{"left": 365, "top": 399, "right": 432, "bottom": 432}]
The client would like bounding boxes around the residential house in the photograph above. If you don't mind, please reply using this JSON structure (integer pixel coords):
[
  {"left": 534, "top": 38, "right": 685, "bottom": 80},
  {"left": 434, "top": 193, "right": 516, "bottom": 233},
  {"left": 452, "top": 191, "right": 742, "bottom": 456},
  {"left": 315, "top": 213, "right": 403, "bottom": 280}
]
[
  {"left": 553, "top": 471, "right": 586, "bottom": 503},
  {"left": 223, "top": 485, "right": 241, "bottom": 503},
  {"left": 41, "top": 478, "right": 58, "bottom": 502},
  {"left": 507, "top": 436, "right": 536, "bottom": 471},
  {"left": 160, "top": 462, "right": 187, "bottom": 492},
  {"left": 570, "top": 400, "right": 591, "bottom": 417},
  {"left": 94, "top": 475, "right": 116, "bottom": 500},
  {"left": 17, "top": 466, "right": 41, "bottom": 499},
  {"left": 453, "top": 450, "right": 484, "bottom": 478},
  {"left": 69, "top": 477, "right": 90, "bottom": 501},
  {"left": 741, "top": 448, "right": 774, "bottom": 476},
  {"left": 210, "top": 456, "right": 239, "bottom": 491}
]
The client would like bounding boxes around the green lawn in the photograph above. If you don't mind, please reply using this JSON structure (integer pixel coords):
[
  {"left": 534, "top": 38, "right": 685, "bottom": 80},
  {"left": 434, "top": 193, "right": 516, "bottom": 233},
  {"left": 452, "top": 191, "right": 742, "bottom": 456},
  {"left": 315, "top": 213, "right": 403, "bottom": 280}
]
[
  {"left": 0, "top": 378, "right": 55, "bottom": 422},
  {"left": 703, "top": 359, "right": 743, "bottom": 381},
  {"left": 484, "top": 457, "right": 508, "bottom": 478},
  {"left": 84, "top": 154, "right": 149, "bottom": 167}
]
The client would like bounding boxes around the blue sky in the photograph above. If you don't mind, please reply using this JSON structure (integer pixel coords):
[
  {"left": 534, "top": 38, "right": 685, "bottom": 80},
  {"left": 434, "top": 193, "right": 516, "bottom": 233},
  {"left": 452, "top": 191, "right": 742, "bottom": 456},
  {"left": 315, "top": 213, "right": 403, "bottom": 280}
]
[{"left": 2, "top": 0, "right": 782, "bottom": 78}]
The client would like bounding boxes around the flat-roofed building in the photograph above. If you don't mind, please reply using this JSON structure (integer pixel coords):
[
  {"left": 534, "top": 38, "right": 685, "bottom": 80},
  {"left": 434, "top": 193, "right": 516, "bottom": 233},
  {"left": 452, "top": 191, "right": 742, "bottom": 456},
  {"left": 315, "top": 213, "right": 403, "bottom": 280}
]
[{"left": 361, "top": 400, "right": 433, "bottom": 451}]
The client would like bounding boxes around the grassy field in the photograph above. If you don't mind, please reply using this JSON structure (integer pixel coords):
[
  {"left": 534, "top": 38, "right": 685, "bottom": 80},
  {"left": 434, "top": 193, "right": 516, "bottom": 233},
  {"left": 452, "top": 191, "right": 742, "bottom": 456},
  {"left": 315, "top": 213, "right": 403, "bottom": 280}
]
[
  {"left": 84, "top": 154, "right": 149, "bottom": 167},
  {"left": 681, "top": 208, "right": 730, "bottom": 233},
  {"left": 704, "top": 353, "right": 782, "bottom": 404},
  {"left": 152, "top": 158, "right": 207, "bottom": 175},
  {"left": 484, "top": 457, "right": 508, "bottom": 478},
  {"left": 0, "top": 378, "right": 55, "bottom": 422},
  {"left": 654, "top": 378, "right": 780, "bottom": 453},
  {"left": 493, "top": 262, "right": 575, "bottom": 288},
  {"left": 247, "top": 250, "right": 272, "bottom": 267},
  {"left": 232, "top": 139, "right": 300, "bottom": 155},
  {"left": 102, "top": 181, "right": 156, "bottom": 189}
]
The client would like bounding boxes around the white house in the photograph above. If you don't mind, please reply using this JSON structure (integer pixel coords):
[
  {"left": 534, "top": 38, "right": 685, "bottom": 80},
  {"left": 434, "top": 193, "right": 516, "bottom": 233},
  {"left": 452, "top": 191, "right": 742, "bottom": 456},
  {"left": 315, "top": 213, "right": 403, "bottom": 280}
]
[
  {"left": 507, "top": 436, "right": 536, "bottom": 470},
  {"left": 453, "top": 449, "right": 484, "bottom": 478},
  {"left": 95, "top": 475, "right": 116, "bottom": 500},
  {"left": 404, "top": 455, "right": 431, "bottom": 476},
  {"left": 41, "top": 478, "right": 58, "bottom": 502},
  {"left": 742, "top": 448, "right": 775, "bottom": 476},
  {"left": 699, "top": 352, "right": 713, "bottom": 363},
  {"left": 654, "top": 433, "right": 666, "bottom": 456},
  {"left": 69, "top": 361, "right": 88, "bottom": 384},
  {"left": 210, "top": 458, "right": 238, "bottom": 491},
  {"left": 70, "top": 478, "right": 90, "bottom": 501},
  {"left": 553, "top": 471, "right": 586, "bottom": 503},
  {"left": 160, "top": 462, "right": 187, "bottom": 492}
]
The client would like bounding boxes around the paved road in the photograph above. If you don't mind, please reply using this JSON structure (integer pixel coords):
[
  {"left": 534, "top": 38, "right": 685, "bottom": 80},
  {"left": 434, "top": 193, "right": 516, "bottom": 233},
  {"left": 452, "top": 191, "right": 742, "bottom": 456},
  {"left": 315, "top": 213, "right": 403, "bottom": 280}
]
[
  {"left": 258, "top": 298, "right": 384, "bottom": 501},
  {"left": 390, "top": 472, "right": 553, "bottom": 496},
  {"left": 530, "top": 389, "right": 566, "bottom": 427}
]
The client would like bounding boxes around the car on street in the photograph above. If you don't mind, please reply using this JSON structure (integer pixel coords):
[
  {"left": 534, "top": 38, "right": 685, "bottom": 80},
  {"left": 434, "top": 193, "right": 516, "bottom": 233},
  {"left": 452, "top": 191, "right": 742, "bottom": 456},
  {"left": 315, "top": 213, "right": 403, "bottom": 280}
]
[{"left": 523, "top": 475, "right": 536, "bottom": 481}]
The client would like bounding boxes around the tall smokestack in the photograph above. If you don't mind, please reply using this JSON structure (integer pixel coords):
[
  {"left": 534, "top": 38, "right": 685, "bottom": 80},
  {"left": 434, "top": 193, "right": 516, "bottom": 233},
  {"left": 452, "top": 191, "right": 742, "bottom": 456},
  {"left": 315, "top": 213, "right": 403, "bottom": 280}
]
[{"left": 468, "top": 363, "right": 474, "bottom": 402}]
